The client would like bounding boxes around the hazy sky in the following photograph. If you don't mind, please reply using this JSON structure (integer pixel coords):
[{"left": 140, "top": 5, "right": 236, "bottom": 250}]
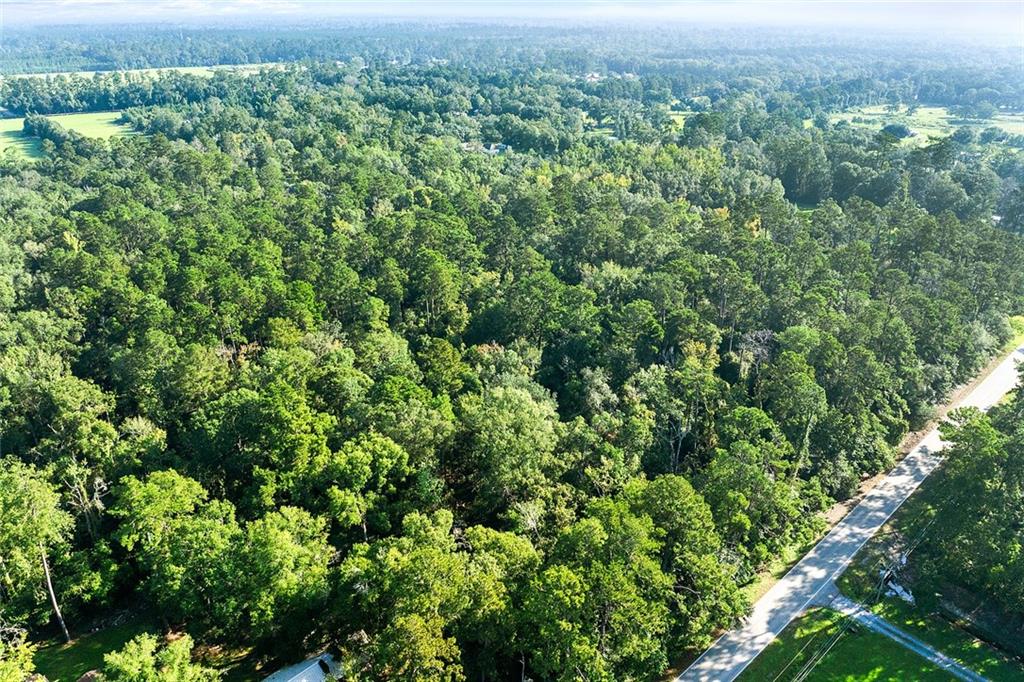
[{"left": 3, "top": 0, "right": 1023, "bottom": 38}]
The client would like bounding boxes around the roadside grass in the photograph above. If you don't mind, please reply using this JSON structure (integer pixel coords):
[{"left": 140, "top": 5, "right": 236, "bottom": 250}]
[
  {"left": 33, "top": 617, "right": 153, "bottom": 682},
  {"left": 1004, "top": 315, "right": 1024, "bottom": 353},
  {"left": 994, "top": 315, "right": 1024, "bottom": 405},
  {"left": 870, "top": 598, "right": 1023, "bottom": 682},
  {"left": 836, "top": 463, "right": 1024, "bottom": 681},
  {"left": 737, "top": 607, "right": 950, "bottom": 681},
  {"left": 741, "top": 536, "right": 821, "bottom": 604},
  {"left": 0, "top": 111, "right": 133, "bottom": 160},
  {"left": 836, "top": 321, "right": 1024, "bottom": 681}
]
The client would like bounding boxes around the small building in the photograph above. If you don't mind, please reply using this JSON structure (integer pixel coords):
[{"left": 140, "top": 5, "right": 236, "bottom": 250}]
[
  {"left": 482, "top": 142, "right": 511, "bottom": 155},
  {"left": 263, "top": 654, "right": 340, "bottom": 682},
  {"left": 460, "top": 141, "right": 512, "bottom": 155}
]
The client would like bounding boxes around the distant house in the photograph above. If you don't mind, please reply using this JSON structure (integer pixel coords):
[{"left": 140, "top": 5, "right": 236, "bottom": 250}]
[
  {"left": 263, "top": 654, "right": 340, "bottom": 682},
  {"left": 482, "top": 142, "right": 511, "bottom": 155},
  {"left": 459, "top": 141, "right": 512, "bottom": 155}
]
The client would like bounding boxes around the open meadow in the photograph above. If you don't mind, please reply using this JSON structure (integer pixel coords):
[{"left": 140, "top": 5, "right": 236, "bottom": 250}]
[
  {"left": 0, "top": 111, "right": 133, "bottom": 160},
  {"left": 830, "top": 104, "right": 1024, "bottom": 144}
]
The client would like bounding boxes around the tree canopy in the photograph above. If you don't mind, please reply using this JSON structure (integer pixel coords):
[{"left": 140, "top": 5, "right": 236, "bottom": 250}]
[{"left": 1, "top": 20, "right": 1023, "bottom": 681}]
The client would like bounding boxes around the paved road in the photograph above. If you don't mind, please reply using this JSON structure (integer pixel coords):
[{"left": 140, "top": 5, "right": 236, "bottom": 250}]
[
  {"left": 677, "top": 345, "right": 1024, "bottom": 682},
  {"left": 827, "top": 594, "right": 987, "bottom": 682}
]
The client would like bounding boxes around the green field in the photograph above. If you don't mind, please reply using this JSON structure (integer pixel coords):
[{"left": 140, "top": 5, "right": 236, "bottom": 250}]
[
  {"left": 668, "top": 110, "right": 691, "bottom": 127},
  {"left": 0, "top": 111, "right": 133, "bottom": 160},
  {"left": 738, "top": 608, "right": 950, "bottom": 681},
  {"left": 991, "top": 113, "right": 1024, "bottom": 135},
  {"left": 830, "top": 104, "right": 1024, "bottom": 144},
  {"left": 0, "top": 117, "right": 43, "bottom": 159}
]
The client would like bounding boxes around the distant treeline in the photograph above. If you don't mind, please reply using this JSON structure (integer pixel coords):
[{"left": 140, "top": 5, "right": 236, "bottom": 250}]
[{"left": 1, "top": 23, "right": 1021, "bottom": 114}]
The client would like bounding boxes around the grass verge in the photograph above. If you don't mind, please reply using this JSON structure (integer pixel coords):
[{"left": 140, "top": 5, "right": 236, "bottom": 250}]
[
  {"left": 836, "top": 321, "right": 1024, "bottom": 681},
  {"left": 737, "top": 607, "right": 950, "bottom": 681}
]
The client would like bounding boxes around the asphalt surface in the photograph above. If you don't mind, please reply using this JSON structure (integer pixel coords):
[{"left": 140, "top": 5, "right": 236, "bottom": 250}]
[
  {"left": 828, "top": 594, "right": 987, "bottom": 682},
  {"left": 677, "top": 344, "right": 1024, "bottom": 682}
]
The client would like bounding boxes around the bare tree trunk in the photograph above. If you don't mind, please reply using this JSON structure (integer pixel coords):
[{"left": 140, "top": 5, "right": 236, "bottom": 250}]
[{"left": 40, "top": 544, "right": 70, "bottom": 643}]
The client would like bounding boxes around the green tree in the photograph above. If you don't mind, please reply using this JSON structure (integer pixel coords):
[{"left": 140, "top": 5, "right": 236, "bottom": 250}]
[
  {"left": 0, "top": 628, "right": 36, "bottom": 682},
  {"left": 526, "top": 498, "right": 673, "bottom": 681},
  {"left": 0, "top": 458, "right": 74, "bottom": 641},
  {"left": 239, "top": 506, "right": 331, "bottom": 642},
  {"left": 101, "top": 634, "right": 219, "bottom": 682},
  {"left": 337, "top": 511, "right": 469, "bottom": 681},
  {"left": 627, "top": 475, "right": 745, "bottom": 650},
  {"left": 112, "top": 471, "right": 240, "bottom": 632},
  {"left": 456, "top": 384, "right": 563, "bottom": 520}
]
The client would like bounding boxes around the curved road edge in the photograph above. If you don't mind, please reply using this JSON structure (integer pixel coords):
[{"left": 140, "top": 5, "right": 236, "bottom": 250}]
[{"left": 676, "top": 344, "right": 1024, "bottom": 682}]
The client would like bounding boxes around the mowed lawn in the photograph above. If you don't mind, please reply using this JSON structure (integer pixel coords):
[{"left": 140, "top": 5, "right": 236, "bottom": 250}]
[
  {"left": 33, "top": 618, "right": 153, "bottom": 682},
  {"left": 0, "top": 111, "right": 133, "bottom": 160},
  {"left": 738, "top": 608, "right": 951, "bottom": 681},
  {"left": 0, "top": 117, "right": 43, "bottom": 159},
  {"left": 32, "top": 618, "right": 264, "bottom": 682}
]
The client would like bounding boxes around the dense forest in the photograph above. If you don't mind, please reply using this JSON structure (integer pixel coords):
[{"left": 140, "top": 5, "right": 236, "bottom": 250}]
[{"left": 1, "top": 22, "right": 1024, "bottom": 682}]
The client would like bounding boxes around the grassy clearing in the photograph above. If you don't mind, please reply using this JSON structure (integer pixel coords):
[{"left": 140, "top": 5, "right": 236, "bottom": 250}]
[
  {"left": 668, "top": 110, "right": 691, "bottom": 127},
  {"left": 33, "top": 618, "right": 152, "bottom": 682},
  {"left": 830, "top": 104, "right": 1024, "bottom": 143},
  {"left": 0, "top": 117, "right": 43, "bottom": 159},
  {"left": 0, "top": 111, "right": 133, "bottom": 160},
  {"left": 50, "top": 111, "right": 133, "bottom": 138},
  {"left": 991, "top": 113, "right": 1024, "bottom": 135},
  {"left": 738, "top": 607, "right": 949, "bottom": 681},
  {"left": 830, "top": 105, "right": 949, "bottom": 146},
  {"left": 33, "top": 620, "right": 265, "bottom": 682},
  {"left": 194, "top": 643, "right": 265, "bottom": 682}
]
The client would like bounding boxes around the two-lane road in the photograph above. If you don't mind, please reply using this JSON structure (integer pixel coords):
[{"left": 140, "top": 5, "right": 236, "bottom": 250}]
[{"left": 677, "top": 345, "right": 1024, "bottom": 682}]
